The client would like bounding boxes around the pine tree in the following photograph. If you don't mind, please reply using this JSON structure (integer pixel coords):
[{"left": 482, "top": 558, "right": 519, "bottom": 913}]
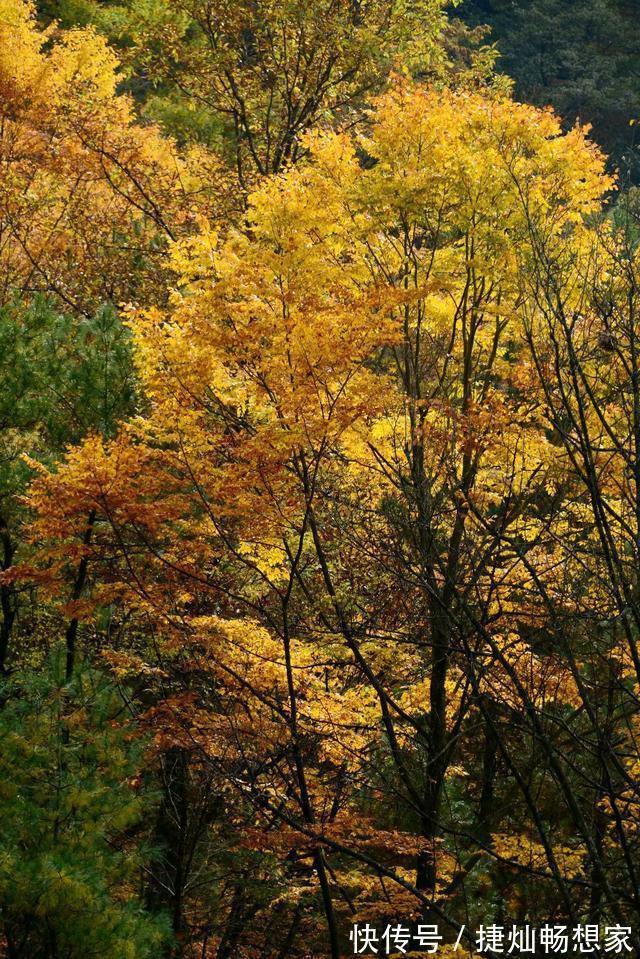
[{"left": 0, "top": 658, "right": 171, "bottom": 958}]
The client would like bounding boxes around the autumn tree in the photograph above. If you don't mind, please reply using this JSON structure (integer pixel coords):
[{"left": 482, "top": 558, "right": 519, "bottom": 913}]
[
  {"left": 40, "top": 0, "right": 503, "bottom": 193},
  {"left": 0, "top": 0, "right": 230, "bottom": 314},
  {"left": 504, "top": 172, "right": 640, "bottom": 932},
  {"left": 19, "top": 74, "right": 622, "bottom": 955},
  {"left": 0, "top": 0, "right": 231, "bottom": 672},
  {"left": 0, "top": 13, "right": 234, "bottom": 949},
  {"left": 8, "top": 2, "right": 640, "bottom": 955}
]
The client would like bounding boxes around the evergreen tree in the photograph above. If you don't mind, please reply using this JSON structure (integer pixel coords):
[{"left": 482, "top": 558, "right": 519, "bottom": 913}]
[
  {"left": 456, "top": 0, "right": 640, "bottom": 179},
  {"left": 0, "top": 659, "right": 170, "bottom": 958},
  {"left": 0, "top": 298, "right": 136, "bottom": 673}
]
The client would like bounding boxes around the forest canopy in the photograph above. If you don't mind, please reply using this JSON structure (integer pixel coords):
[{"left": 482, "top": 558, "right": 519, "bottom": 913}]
[{"left": 1, "top": 1, "right": 640, "bottom": 958}]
